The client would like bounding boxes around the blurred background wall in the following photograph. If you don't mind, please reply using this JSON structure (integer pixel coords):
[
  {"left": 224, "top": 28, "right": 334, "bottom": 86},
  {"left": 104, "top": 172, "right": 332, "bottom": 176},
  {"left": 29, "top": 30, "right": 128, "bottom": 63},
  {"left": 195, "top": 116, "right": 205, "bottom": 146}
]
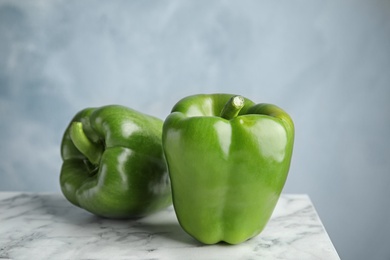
[{"left": 1, "top": 0, "right": 389, "bottom": 259}]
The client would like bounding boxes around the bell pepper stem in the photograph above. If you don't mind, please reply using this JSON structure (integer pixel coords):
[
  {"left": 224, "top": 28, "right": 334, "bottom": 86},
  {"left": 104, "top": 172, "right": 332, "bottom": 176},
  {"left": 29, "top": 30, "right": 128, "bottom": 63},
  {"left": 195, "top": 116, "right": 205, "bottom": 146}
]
[
  {"left": 220, "top": 95, "right": 245, "bottom": 120},
  {"left": 69, "top": 122, "right": 102, "bottom": 165}
]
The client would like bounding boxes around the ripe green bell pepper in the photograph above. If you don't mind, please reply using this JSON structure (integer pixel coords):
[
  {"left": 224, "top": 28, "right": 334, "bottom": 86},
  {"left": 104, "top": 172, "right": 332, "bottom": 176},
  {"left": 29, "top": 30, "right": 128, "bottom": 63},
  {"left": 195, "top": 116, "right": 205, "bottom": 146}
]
[
  {"left": 60, "top": 105, "right": 171, "bottom": 218},
  {"left": 162, "top": 94, "right": 294, "bottom": 244}
]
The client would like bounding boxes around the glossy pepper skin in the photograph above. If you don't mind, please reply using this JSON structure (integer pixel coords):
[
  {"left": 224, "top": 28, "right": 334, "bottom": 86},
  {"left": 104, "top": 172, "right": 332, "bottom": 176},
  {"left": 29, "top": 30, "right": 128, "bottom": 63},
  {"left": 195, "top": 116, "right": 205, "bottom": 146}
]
[
  {"left": 60, "top": 105, "right": 171, "bottom": 218},
  {"left": 162, "top": 94, "right": 294, "bottom": 244}
]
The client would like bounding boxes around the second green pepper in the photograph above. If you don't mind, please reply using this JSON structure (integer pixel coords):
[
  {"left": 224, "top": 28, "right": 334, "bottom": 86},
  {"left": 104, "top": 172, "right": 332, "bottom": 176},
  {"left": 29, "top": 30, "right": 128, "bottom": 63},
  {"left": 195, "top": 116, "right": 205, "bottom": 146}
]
[{"left": 60, "top": 105, "right": 172, "bottom": 218}]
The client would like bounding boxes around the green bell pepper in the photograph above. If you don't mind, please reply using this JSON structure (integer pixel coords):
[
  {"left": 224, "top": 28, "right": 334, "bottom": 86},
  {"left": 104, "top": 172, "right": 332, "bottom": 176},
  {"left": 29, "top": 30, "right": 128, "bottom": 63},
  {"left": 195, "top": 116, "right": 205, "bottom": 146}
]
[
  {"left": 60, "top": 105, "right": 171, "bottom": 218},
  {"left": 162, "top": 94, "right": 294, "bottom": 244}
]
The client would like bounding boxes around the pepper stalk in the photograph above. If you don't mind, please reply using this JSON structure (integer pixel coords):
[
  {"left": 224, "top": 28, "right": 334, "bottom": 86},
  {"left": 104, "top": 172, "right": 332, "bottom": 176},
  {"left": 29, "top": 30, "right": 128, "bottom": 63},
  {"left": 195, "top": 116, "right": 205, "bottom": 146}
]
[
  {"left": 69, "top": 122, "right": 103, "bottom": 166},
  {"left": 220, "top": 95, "right": 245, "bottom": 120}
]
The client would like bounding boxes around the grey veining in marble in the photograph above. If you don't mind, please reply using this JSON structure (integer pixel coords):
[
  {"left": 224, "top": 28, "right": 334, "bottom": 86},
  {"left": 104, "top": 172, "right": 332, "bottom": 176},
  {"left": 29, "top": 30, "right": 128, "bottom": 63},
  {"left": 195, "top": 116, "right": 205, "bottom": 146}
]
[{"left": 0, "top": 192, "right": 339, "bottom": 260}]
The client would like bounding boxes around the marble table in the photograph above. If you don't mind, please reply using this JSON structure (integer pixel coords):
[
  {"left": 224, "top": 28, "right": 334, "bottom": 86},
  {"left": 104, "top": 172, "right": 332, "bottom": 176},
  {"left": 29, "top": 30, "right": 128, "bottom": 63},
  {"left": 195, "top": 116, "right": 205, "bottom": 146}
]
[{"left": 0, "top": 193, "right": 339, "bottom": 260}]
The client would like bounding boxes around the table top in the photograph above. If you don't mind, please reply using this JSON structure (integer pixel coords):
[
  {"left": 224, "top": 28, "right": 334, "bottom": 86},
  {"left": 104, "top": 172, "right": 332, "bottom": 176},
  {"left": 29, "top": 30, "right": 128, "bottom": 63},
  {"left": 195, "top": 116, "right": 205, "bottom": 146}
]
[{"left": 0, "top": 192, "right": 339, "bottom": 260}]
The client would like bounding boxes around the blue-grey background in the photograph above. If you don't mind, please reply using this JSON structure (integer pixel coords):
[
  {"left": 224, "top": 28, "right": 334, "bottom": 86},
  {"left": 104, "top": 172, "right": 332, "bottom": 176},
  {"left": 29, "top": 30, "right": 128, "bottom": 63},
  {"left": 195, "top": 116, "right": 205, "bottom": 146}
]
[{"left": 1, "top": 0, "right": 389, "bottom": 259}]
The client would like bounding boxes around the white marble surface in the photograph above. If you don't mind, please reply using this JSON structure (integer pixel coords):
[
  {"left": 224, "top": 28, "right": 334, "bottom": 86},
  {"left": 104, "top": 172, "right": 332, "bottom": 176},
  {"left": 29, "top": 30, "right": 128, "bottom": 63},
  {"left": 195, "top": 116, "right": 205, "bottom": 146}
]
[{"left": 0, "top": 193, "right": 338, "bottom": 260}]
